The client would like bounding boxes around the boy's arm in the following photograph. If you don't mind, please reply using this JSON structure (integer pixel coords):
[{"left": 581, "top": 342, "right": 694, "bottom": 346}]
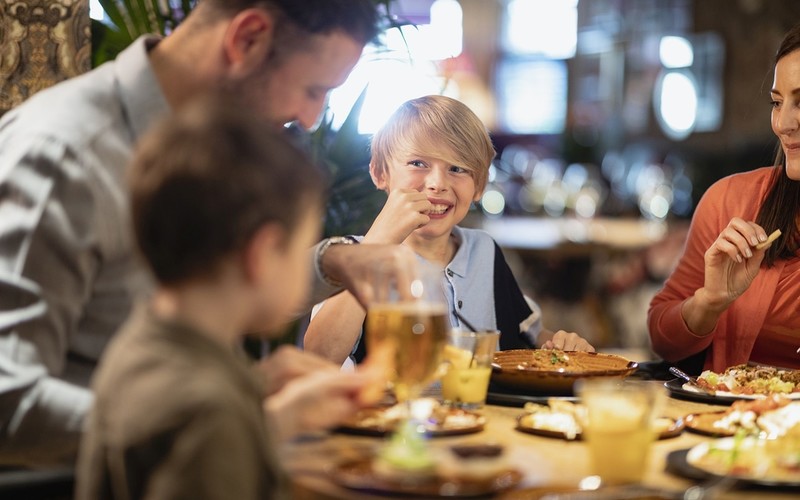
[
  {"left": 305, "top": 189, "right": 433, "bottom": 362},
  {"left": 303, "top": 292, "right": 366, "bottom": 364}
]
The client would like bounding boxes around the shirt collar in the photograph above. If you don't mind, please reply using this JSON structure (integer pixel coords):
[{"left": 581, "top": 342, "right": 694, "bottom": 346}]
[
  {"left": 446, "top": 226, "right": 470, "bottom": 278},
  {"left": 114, "top": 36, "right": 170, "bottom": 142}
]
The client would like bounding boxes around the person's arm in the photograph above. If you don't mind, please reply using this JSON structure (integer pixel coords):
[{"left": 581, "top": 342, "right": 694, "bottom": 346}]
[
  {"left": 0, "top": 137, "right": 102, "bottom": 466},
  {"left": 648, "top": 175, "right": 769, "bottom": 362},
  {"left": 263, "top": 368, "right": 382, "bottom": 442},
  {"left": 309, "top": 189, "right": 429, "bottom": 309},
  {"left": 305, "top": 189, "right": 433, "bottom": 359},
  {"left": 303, "top": 292, "right": 366, "bottom": 364}
]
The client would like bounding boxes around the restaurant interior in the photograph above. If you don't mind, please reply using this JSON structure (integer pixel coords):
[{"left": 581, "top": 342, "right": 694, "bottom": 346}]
[
  {"left": 2, "top": 1, "right": 800, "bottom": 499},
  {"left": 3, "top": 0, "right": 800, "bottom": 352}
]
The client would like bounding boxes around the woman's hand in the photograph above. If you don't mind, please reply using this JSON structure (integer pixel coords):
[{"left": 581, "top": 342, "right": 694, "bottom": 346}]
[
  {"left": 363, "top": 189, "right": 431, "bottom": 244},
  {"left": 701, "top": 217, "right": 770, "bottom": 309}
]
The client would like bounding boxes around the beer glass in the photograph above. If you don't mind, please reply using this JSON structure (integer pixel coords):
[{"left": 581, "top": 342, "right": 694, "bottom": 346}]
[{"left": 365, "top": 259, "right": 448, "bottom": 404}]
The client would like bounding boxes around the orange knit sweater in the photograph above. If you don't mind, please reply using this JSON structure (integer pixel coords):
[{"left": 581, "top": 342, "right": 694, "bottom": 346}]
[{"left": 648, "top": 166, "right": 798, "bottom": 372}]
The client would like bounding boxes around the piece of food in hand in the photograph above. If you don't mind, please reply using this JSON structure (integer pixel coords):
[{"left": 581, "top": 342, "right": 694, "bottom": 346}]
[
  {"left": 358, "top": 350, "right": 392, "bottom": 406},
  {"left": 438, "top": 443, "right": 509, "bottom": 480},
  {"left": 372, "top": 420, "right": 437, "bottom": 482},
  {"left": 755, "top": 229, "right": 782, "bottom": 250}
]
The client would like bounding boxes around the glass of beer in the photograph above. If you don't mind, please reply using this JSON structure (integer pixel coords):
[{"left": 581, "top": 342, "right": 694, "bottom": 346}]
[{"left": 365, "top": 260, "right": 448, "bottom": 404}]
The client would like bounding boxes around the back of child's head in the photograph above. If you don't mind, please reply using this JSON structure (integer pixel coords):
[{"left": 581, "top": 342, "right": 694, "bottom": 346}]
[
  {"left": 370, "top": 95, "right": 495, "bottom": 192},
  {"left": 129, "top": 95, "right": 327, "bottom": 285}
]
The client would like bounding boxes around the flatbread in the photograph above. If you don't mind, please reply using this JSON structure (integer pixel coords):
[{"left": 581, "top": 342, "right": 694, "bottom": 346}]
[{"left": 755, "top": 229, "right": 781, "bottom": 250}]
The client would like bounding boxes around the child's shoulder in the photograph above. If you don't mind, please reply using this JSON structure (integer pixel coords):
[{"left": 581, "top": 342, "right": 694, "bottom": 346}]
[{"left": 452, "top": 225, "right": 498, "bottom": 248}]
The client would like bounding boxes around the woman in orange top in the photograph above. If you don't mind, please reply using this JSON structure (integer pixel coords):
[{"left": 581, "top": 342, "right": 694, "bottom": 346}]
[{"left": 648, "top": 22, "right": 800, "bottom": 372}]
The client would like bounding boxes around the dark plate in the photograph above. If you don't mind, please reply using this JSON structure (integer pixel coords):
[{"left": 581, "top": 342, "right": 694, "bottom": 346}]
[
  {"left": 664, "top": 378, "right": 736, "bottom": 405},
  {"left": 335, "top": 406, "right": 485, "bottom": 437},
  {"left": 666, "top": 448, "right": 800, "bottom": 489},
  {"left": 486, "top": 385, "right": 580, "bottom": 407},
  {"left": 664, "top": 378, "right": 800, "bottom": 405},
  {"left": 331, "top": 458, "right": 523, "bottom": 497}
]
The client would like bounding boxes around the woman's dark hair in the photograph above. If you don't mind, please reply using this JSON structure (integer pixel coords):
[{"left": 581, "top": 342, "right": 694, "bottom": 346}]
[
  {"left": 756, "top": 21, "right": 800, "bottom": 266},
  {"left": 129, "top": 95, "right": 327, "bottom": 285}
]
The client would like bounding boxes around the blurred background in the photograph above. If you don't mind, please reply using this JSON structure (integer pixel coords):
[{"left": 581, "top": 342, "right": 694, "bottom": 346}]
[
  {"left": 313, "top": 0, "right": 800, "bottom": 352},
  {"left": 5, "top": 0, "right": 800, "bottom": 352}
]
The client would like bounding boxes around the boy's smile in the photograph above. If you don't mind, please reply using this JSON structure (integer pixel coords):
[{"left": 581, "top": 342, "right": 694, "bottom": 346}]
[{"left": 385, "top": 154, "right": 480, "bottom": 241}]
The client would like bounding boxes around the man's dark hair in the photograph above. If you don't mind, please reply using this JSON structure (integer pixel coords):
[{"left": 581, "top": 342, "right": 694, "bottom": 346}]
[
  {"left": 201, "top": 0, "right": 380, "bottom": 45},
  {"left": 129, "top": 95, "right": 327, "bottom": 285}
]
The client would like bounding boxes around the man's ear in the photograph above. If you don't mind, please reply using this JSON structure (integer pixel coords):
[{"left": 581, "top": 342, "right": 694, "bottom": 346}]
[
  {"left": 222, "top": 9, "right": 275, "bottom": 78},
  {"left": 242, "top": 223, "right": 285, "bottom": 283},
  {"left": 369, "top": 161, "right": 388, "bottom": 190}
]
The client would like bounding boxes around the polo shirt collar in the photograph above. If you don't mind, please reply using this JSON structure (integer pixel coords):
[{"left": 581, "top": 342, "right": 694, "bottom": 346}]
[{"left": 445, "top": 226, "right": 471, "bottom": 279}]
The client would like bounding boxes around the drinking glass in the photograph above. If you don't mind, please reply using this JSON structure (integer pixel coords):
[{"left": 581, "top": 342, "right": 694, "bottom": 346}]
[
  {"left": 365, "top": 260, "right": 448, "bottom": 404},
  {"left": 575, "top": 379, "right": 666, "bottom": 485},
  {"left": 441, "top": 329, "right": 500, "bottom": 409}
]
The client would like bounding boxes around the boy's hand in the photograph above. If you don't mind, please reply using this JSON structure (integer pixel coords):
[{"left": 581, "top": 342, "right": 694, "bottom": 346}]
[
  {"left": 264, "top": 369, "right": 382, "bottom": 441},
  {"left": 363, "top": 189, "right": 431, "bottom": 244},
  {"left": 538, "top": 330, "right": 595, "bottom": 352},
  {"left": 254, "top": 345, "right": 338, "bottom": 397}
]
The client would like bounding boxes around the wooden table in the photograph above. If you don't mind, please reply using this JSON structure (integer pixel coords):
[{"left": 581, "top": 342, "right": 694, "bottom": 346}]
[{"left": 282, "top": 384, "right": 797, "bottom": 499}]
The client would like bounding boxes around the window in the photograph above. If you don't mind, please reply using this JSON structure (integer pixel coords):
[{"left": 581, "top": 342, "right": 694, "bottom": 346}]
[
  {"left": 326, "top": 0, "right": 464, "bottom": 134},
  {"left": 495, "top": 0, "right": 579, "bottom": 134}
]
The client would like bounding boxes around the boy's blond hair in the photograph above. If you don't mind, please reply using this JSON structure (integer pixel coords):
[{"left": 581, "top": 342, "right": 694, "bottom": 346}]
[{"left": 370, "top": 95, "right": 495, "bottom": 193}]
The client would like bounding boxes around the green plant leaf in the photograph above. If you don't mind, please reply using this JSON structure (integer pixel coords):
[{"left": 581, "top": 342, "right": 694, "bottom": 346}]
[
  {"left": 98, "top": 0, "right": 133, "bottom": 41},
  {"left": 327, "top": 85, "right": 371, "bottom": 169}
]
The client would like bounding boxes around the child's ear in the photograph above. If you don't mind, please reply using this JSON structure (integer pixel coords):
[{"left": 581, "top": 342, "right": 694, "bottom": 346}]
[
  {"left": 243, "top": 223, "right": 285, "bottom": 283},
  {"left": 223, "top": 9, "right": 274, "bottom": 78},
  {"left": 369, "top": 161, "right": 388, "bottom": 191},
  {"left": 472, "top": 186, "right": 485, "bottom": 203}
]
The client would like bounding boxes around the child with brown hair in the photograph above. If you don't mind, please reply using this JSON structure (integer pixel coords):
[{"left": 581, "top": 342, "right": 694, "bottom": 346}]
[{"left": 75, "top": 97, "right": 382, "bottom": 499}]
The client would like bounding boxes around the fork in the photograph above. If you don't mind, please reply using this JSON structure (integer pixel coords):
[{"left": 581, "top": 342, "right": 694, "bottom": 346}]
[{"left": 669, "top": 366, "right": 716, "bottom": 396}]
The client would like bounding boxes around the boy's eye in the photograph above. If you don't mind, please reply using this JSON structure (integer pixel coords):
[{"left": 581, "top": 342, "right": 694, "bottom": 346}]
[
  {"left": 450, "top": 166, "right": 468, "bottom": 174},
  {"left": 408, "top": 160, "right": 426, "bottom": 168}
]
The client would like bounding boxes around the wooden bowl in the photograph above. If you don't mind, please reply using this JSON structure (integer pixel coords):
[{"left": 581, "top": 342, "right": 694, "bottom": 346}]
[{"left": 491, "top": 349, "right": 638, "bottom": 395}]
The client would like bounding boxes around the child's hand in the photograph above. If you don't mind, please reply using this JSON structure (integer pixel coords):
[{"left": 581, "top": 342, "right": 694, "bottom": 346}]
[
  {"left": 254, "top": 345, "right": 338, "bottom": 397},
  {"left": 364, "top": 189, "right": 432, "bottom": 244},
  {"left": 539, "top": 330, "right": 595, "bottom": 352},
  {"left": 264, "top": 370, "right": 377, "bottom": 441}
]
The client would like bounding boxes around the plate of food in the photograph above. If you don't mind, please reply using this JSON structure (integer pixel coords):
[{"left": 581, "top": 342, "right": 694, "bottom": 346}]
[
  {"left": 516, "top": 398, "right": 683, "bottom": 440},
  {"left": 332, "top": 431, "right": 523, "bottom": 498},
  {"left": 684, "top": 396, "right": 798, "bottom": 437},
  {"left": 336, "top": 399, "right": 486, "bottom": 437},
  {"left": 666, "top": 364, "right": 800, "bottom": 404},
  {"left": 681, "top": 427, "right": 800, "bottom": 487},
  {"left": 491, "top": 349, "right": 638, "bottom": 395}
]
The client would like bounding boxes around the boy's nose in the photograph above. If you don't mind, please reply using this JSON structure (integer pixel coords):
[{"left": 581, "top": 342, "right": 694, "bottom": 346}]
[{"left": 425, "top": 168, "right": 448, "bottom": 191}]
